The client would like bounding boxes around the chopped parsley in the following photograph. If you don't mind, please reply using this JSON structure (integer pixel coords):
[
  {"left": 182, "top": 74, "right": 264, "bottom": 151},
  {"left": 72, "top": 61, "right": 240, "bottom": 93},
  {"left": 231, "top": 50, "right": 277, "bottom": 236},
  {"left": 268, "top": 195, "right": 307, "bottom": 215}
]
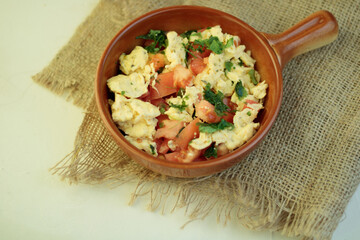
[
  {"left": 176, "top": 127, "right": 185, "bottom": 137},
  {"left": 180, "top": 30, "right": 197, "bottom": 39},
  {"left": 158, "top": 122, "right": 164, "bottom": 128},
  {"left": 207, "top": 36, "right": 223, "bottom": 54},
  {"left": 169, "top": 100, "right": 188, "bottom": 112},
  {"left": 238, "top": 59, "right": 244, "bottom": 66},
  {"left": 120, "top": 91, "right": 126, "bottom": 96},
  {"left": 136, "top": 30, "right": 167, "bottom": 54},
  {"left": 203, "top": 83, "right": 229, "bottom": 116},
  {"left": 224, "top": 37, "right": 234, "bottom": 48},
  {"left": 247, "top": 111, "right": 252, "bottom": 116},
  {"left": 235, "top": 81, "right": 248, "bottom": 100},
  {"left": 177, "top": 88, "right": 185, "bottom": 98},
  {"left": 159, "top": 103, "right": 167, "bottom": 114},
  {"left": 183, "top": 43, "right": 197, "bottom": 59},
  {"left": 150, "top": 145, "right": 156, "bottom": 155},
  {"left": 190, "top": 35, "right": 233, "bottom": 55},
  {"left": 197, "top": 119, "right": 234, "bottom": 133},
  {"left": 204, "top": 145, "right": 217, "bottom": 158},
  {"left": 248, "top": 69, "right": 258, "bottom": 85},
  {"left": 190, "top": 32, "right": 202, "bottom": 38},
  {"left": 225, "top": 61, "right": 233, "bottom": 72}
]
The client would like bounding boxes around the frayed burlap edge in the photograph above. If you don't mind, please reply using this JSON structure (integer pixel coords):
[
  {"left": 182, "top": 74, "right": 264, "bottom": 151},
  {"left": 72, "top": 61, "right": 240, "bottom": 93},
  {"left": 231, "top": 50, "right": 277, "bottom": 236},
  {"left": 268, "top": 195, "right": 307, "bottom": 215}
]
[{"left": 48, "top": 98, "right": 346, "bottom": 240}]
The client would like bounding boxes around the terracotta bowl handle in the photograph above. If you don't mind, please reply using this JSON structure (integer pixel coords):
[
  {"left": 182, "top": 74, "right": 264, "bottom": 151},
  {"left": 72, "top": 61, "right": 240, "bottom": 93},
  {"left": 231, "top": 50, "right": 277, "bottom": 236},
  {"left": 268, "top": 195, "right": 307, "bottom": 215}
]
[{"left": 261, "top": 10, "right": 339, "bottom": 69}]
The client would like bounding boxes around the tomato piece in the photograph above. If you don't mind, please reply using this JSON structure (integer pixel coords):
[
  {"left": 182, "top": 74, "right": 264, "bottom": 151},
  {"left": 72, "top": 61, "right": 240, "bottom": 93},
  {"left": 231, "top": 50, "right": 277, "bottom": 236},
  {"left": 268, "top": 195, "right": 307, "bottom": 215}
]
[
  {"left": 155, "top": 120, "right": 185, "bottom": 139},
  {"left": 149, "top": 71, "right": 177, "bottom": 100},
  {"left": 181, "top": 147, "right": 201, "bottom": 163},
  {"left": 223, "top": 97, "right": 237, "bottom": 111},
  {"left": 190, "top": 57, "right": 207, "bottom": 76},
  {"left": 173, "top": 118, "right": 200, "bottom": 150},
  {"left": 164, "top": 146, "right": 201, "bottom": 163},
  {"left": 234, "top": 38, "right": 240, "bottom": 47},
  {"left": 144, "top": 39, "right": 154, "bottom": 47},
  {"left": 190, "top": 44, "right": 212, "bottom": 59},
  {"left": 158, "top": 138, "right": 170, "bottom": 154},
  {"left": 242, "top": 105, "right": 254, "bottom": 111},
  {"left": 151, "top": 98, "right": 168, "bottom": 111},
  {"left": 216, "top": 143, "right": 229, "bottom": 157},
  {"left": 149, "top": 53, "right": 166, "bottom": 72},
  {"left": 156, "top": 114, "right": 169, "bottom": 127},
  {"left": 222, "top": 112, "right": 234, "bottom": 123},
  {"left": 245, "top": 99, "right": 258, "bottom": 105},
  {"left": 164, "top": 152, "right": 181, "bottom": 162},
  {"left": 195, "top": 100, "right": 221, "bottom": 123},
  {"left": 173, "top": 64, "right": 194, "bottom": 89},
  {"left": 154, "top": 138, "right": 163, "bottom": 153},
  {"left": 138, "top": 90, "right": 151, "bottom": 102}
]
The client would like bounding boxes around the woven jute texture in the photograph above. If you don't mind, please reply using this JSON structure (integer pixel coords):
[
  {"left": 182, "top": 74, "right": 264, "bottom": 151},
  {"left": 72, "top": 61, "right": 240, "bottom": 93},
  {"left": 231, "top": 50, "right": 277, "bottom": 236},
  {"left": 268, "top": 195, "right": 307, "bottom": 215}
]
[{"left": 33, "top": 0, "right": 360, "bottom": 239}]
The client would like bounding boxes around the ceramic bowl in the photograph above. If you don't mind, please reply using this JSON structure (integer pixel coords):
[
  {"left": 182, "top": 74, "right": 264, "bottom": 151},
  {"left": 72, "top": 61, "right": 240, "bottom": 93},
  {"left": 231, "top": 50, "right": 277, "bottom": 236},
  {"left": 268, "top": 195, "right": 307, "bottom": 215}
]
[{"left": 95, "top": 6, "right": 338, "bottom": 177}]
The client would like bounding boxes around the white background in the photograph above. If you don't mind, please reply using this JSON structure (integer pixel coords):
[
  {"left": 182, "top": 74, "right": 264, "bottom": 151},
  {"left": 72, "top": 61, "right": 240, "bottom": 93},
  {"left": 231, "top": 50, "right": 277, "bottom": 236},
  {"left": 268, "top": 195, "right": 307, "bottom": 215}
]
[{"left": 0, "top": 1, "right": 359, "bottom": 239}]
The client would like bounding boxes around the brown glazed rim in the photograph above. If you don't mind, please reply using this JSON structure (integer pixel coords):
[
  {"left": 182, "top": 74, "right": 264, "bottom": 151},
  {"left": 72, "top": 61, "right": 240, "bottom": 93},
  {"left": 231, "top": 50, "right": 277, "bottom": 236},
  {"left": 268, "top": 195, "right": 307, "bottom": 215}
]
[
  {"left": 95, "top": 6, "right": 338, "bottom": 177},
  {"left": 95, "top": 5, "right": 281, "bottom": 173}
]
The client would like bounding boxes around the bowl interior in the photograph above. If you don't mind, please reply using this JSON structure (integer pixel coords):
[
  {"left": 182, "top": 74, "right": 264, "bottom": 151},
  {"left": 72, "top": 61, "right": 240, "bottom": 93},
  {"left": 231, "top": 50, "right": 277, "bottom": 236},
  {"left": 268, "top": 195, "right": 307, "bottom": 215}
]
[{"left": 95, "top": 6, "right": 282, "bottom": 177}]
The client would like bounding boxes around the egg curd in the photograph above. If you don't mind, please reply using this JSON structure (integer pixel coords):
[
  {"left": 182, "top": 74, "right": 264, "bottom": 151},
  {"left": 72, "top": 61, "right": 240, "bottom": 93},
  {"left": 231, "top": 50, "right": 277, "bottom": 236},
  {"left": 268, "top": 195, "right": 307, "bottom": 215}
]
[{"left": 107, "top": 26, "right": 268, "bottom": 162}]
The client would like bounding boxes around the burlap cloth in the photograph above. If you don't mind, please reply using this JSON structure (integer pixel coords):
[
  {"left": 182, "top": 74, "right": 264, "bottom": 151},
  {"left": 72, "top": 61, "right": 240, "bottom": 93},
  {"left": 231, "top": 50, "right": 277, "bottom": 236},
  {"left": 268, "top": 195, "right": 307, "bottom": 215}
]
[{"left": 33, "top": 0, "right": 360, "bottom": 239}]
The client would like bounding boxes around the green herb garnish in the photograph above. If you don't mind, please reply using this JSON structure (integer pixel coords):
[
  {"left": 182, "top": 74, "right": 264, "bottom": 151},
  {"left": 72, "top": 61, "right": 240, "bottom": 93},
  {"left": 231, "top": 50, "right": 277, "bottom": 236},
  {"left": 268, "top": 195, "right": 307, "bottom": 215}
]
[
  {"left": 180, "top": 30, "right": 197, "bottom": 39},
  {"left": 159, "top": 103, "right": 166, "bottom": 114},
  {"left": 234, "top": 81, "right": 248, "bottom": 100},
  {"left": 158, "top": 122, "right": 164, "bottom": 128},
  {"left": 197, "top": 119, "right": 234, "bottom": 133},
  {"left": 225, "top": 61, "right": 233, "bottom": 72},
  {"left": 150, "top": 145, "right": 156, "bottom": 155},
  {"left": 190, "top": 32, "right": 202, "bottom": 38},
  {"left": 169, "top": 100, "right": 188, "bottom": 112},
  {"left": 206, "top": 36, "right": 223, "bottom": 54},
  {"left": 177, "top": 88, "right": 185, "bottom": 98},
  {"left": 203, "top": 83, "right": 229, "bottom": 116},
  {"left": 182, "top": 43, "right": 197, "bottom": 59},
  {"left": 247, "top": 111, "right": 251, "bottom": 116},
  {"left": 224, "top": 37, "right": 234, "bottom": 48},
  {"left": 238, "top": 59, "right": 244, "bottom": 66},
  {"left": 176, "top": 127, "right": 185, "bottom": 137},
  {"left": 248, "top": 69, "right": 258, "bottom": 85},
  {"left": 192, "top": 36, "right": 225, "bottom": 54},
  {"left": 120, "top": 91, "right": 126, "bottom": 96},
  {"left": 204, "top": 145, "right": 217, "bottom": 158},
  {"left": 136, "top": 30, "right": 167, "bottom": 54}
]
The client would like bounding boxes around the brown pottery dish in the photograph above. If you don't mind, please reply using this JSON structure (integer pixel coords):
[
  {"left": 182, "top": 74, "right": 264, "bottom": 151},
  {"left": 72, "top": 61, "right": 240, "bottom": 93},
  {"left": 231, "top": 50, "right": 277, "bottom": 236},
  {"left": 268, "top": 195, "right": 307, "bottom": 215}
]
[{"left": 95, "top": 6, "right": 338, "bottom": 178}]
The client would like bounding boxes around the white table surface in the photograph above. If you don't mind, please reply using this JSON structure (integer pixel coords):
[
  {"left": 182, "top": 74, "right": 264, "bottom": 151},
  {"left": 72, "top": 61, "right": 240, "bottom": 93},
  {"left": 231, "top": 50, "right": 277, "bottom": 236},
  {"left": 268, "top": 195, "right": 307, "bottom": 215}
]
[{"left": 0, "top": 1, "right": 359, "bottom": 239}]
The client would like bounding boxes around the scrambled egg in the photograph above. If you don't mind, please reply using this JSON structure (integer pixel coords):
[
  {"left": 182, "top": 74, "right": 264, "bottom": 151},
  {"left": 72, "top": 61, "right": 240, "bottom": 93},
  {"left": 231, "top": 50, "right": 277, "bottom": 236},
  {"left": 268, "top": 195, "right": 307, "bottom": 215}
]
[
  {"left": 251, "top": 80, "right": 268, "bottom": 99},
  {"left": 164, "top": 31, "right": 186, "bottom": 70},
  {"left": 119, "top": 46, "right": 148, "bottom": 75},
  {"left": 165, "top": 86, "right": 202, "bottom": 122},
  {"left": 194, "top": 53, "right": 225, "bottom": 88},
  {"left": 108, "top": 25, "right": 268, "bottom": 159},
  {"left": 110, "top": 94, "right": 160, "bottom": 154},
  {"left": 107, "top": 72, "right": 148, "bottom": 98},
  {"left": 125, "top": 136, "right": 158, "bottom": 156},
  {"left": 200, "top": 25, "right": 224, "bottom": 42}
]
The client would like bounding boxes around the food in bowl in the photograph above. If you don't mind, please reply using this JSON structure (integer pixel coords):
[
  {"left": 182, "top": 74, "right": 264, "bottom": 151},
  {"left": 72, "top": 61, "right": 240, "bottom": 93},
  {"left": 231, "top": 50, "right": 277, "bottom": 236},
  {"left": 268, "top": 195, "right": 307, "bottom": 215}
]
[{"left": 107, "top": 26, "right": 268, "bottom": 163}]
